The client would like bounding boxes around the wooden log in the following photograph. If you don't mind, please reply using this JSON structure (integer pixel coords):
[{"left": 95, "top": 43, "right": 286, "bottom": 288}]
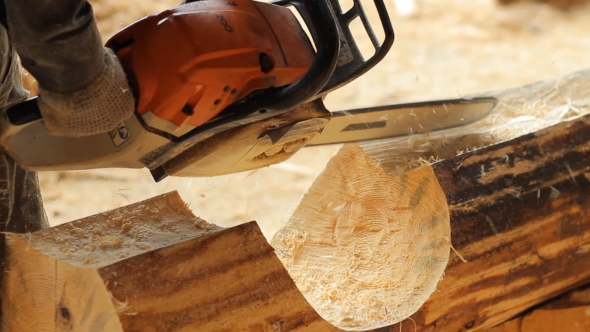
[
  {"left": 272, "top": 68, "right": 590, "bottom": 331},
  {"left": 487, "top": 284, "right": 590, "bottom": 332},
  {"left": 1, "top": 191, "right": 341, "bottom": 332}
]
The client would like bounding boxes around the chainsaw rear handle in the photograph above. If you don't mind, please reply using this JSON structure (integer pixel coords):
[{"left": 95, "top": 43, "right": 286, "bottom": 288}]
[
  {"left": 274, "top": 0, "right": 395, "bottom": 94},
  {"left": 5, "top": 98, "right": 41, "bottom": 125}
]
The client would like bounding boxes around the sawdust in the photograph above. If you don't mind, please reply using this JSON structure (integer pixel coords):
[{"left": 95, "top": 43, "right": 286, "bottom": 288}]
[
  {"left": 37, "top": 0, "right": 590, "bottom": 240},
  {"left": 24, "top": 192, "right": 221, "bottom": 268}
]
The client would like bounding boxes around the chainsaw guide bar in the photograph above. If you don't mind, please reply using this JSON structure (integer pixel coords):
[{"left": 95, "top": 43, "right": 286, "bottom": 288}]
[{"left": 309, "top": 97, "right": 497, "bottom": 145}]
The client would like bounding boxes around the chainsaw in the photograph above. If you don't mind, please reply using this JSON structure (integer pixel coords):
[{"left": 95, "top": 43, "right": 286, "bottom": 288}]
[{"left": 0, "top": 0, "right": 496, "bottom": 182}]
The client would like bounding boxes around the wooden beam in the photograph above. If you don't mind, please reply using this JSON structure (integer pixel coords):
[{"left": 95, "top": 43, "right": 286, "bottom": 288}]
[
  {"left": 272, "top": 68, "right": 590, "bottom": 331},
  {"left": 404, "top": 112, "right": 590, "bottom": 331},
  {"left": 1, "top": 192, "right": 340, "bottom": 331}
]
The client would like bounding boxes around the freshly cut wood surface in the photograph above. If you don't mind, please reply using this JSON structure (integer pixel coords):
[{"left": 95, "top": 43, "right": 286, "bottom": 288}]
[
  {"left": 272, "top": 145, "right": 451, "bottom": 331},
  {"left": 0, "top": 192, "right": 338, "bottom": 332},
  {"left": 273, "top": 68, "right": 590, "bottom": 331},
  {"left": 1, "top": 191, "right": 219, "bottom": 331},
  {"left": 2, "top": 246, "right": 124, "bottom": 332}
]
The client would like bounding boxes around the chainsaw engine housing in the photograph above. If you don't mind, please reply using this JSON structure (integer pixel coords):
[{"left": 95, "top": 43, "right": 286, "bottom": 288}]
[{"left": 106, "top": 0, "right": 315, "bottom": 136}]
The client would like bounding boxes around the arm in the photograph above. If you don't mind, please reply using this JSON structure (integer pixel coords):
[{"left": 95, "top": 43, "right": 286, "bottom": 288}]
[
  {"left": 4, "top": 0, "right": 103, "bottom": 93},
  {"left": 3, "top": 0, "right": 135, "bottom": 136}
]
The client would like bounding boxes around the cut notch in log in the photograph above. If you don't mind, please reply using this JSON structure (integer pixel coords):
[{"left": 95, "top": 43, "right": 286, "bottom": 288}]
[
  {"left": 1, "top": 191, "right": 222, "bottom": 331},
  {"left": 1, "top": 191, "right": 340, "bottom": 332}
]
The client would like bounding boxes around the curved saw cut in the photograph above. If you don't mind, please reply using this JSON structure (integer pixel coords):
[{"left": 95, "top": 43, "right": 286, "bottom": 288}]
[{"left": 271, "top": 144, "right": 450, "bottom": 330}]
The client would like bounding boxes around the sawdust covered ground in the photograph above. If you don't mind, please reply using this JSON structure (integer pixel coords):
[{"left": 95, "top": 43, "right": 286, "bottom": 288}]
[{"left": 39, "top": 0, "right": 590, "bottom": 240}]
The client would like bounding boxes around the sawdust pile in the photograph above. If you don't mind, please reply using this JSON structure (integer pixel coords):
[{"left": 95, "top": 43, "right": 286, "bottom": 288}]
[{"left": 31, "top": 0, "right": 590, "bottom": 242}]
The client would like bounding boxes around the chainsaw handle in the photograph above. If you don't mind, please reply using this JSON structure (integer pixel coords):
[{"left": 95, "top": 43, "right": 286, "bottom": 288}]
[
  {"left": 282, "top": 0, "right": 394, "bottom": 94},
  {"left": 262, "top": 0, "right": 340, "bottom": 109},
  {"left": 6, "top": 98, "right": 42, "bottom": 126},
  {"left": 0, "top": 97, "right": 171, "bottom": 172},
  {"left": 220, "top": 0, "right": 340, "bottom": 117},
  {"left": 321, "top": 0, "right": 394, "bottom": 93}
]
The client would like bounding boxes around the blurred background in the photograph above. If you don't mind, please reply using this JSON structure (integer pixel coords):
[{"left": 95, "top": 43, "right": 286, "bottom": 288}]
[{"left": 28, "top": 0, "right": 590, "bottom": 240}]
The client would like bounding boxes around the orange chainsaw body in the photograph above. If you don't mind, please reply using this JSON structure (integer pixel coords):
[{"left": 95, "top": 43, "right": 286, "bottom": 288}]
[{"left": 106, "top": 0, "right": 314, "bottom": 132}]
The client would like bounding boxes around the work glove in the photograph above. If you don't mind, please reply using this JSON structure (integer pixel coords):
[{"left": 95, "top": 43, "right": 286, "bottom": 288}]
[{"left": 36, "top": 47, "right": 135, "bottom": 137}]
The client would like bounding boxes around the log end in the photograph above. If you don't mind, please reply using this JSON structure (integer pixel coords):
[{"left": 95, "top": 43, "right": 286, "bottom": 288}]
[
  {"left": 2, "top": 236, "right": 124, "bottom": 332},
  {"left": 272, "top": 144, "right": 451, "bottom": 330}
]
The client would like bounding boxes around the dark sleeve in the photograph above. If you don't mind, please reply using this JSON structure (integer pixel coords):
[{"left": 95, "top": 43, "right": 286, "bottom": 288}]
[{"left": 3, "top": 0, "right": 104, "bottom": 93}]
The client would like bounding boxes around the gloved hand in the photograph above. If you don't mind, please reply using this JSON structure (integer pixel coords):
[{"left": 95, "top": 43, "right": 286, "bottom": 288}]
[
  {"left": 36, "top": 47, "right": 136, "bottom": 137},
  {"left": 4, "top": 0, "right": 135, "bottom": 137}
]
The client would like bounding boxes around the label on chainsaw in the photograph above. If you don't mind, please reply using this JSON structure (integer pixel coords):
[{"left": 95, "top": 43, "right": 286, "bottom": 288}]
[
  {"left": 108, "top": 122, "right": 131, "bottom": 147},
  {"left": 337, "top": 34, "right": 354, "bottom": 66}
]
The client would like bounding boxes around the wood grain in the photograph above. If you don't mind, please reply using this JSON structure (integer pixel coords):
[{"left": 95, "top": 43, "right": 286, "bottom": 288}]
[
  {"left": 272, "top": 144, "right": 451, "bottom": 331},
  {"left": 102, "top": 221, "right": 332, "bottom": 332},
  {"left": 1, "top": 192, "right": 340, "bottom": 331},
  {"left": 487, "top": 283, "right": 590, "bottom": 332},
  {"left": 2, "top": 244, "right": 124, "bottom": 332}
]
